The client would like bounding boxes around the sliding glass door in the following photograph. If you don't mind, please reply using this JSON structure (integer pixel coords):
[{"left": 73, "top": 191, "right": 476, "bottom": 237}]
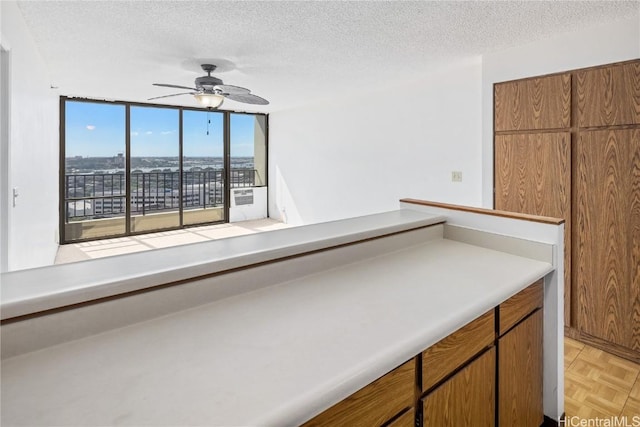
[
  {"left": 130, "top": 106, "right": 180, "bottom": 232},
  {"left": 182, "top": 110, "right": 225, "bottom": 225},
  {"left": 63, "top": 101, "right": 127, "bottom": 241},
  {"left": 61, "top": 98, "right": 266, "bottom": 243}
]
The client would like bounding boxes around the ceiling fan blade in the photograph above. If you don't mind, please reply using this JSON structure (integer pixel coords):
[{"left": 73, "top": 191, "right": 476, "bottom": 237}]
[
  {"left": 225, "top": 93, "right": 269, "bottom": 105},
  {"left": 148, "top": 92, "right": 196, "bottom": 100},
  {"left": 214, "top": 84, "right": 250, "bottom": 95},
  {"left": 153, "top": 83, "right": 198, "bottom": 91}
]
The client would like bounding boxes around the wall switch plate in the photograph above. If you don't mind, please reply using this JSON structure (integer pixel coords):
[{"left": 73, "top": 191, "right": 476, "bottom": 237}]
[{"left": 451, "top": 171, "right": 462, "bottom": 182}]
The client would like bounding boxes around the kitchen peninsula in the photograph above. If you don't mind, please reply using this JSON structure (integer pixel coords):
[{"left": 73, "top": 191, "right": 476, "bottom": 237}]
[{"left": 1, "top": 200, "right": 564, "bottom": 426}]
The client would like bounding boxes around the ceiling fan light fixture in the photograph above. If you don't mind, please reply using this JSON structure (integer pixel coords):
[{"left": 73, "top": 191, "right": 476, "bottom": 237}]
[
  {"left": 150, "top": 64, "right": 268, "bottom": 106},
  {"left": 194, "top": 93, "right": 225, "bottom": 108}
]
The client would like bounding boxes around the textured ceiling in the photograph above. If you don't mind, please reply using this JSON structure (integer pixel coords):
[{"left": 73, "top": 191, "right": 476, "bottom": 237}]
[{"left": 16, "top": 0, "right": 640, "bottom": 112}]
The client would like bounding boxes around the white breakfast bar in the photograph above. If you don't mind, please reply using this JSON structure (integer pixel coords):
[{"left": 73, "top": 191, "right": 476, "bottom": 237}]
[{"left": 0, "top": 200, "right": 565, "bottom": 426}]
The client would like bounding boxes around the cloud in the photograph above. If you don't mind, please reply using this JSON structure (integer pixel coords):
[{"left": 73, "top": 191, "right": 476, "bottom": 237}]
[
  {"left": 130, "top": 131, "right": 139, "bottom": 136},
  {"left": 161, "top": 131, "right": 174, "bottom": 135},
  {"left": 145, "top": 131, "right": 153, "bottom": 135},
  {"left": 86, "top": 125, "right": 96, "bottom": 131}
]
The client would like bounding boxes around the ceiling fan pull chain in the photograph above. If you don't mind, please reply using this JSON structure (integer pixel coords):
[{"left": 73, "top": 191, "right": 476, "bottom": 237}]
[{"left": 206, "top": 110, "right": 210, "bottom": 135}]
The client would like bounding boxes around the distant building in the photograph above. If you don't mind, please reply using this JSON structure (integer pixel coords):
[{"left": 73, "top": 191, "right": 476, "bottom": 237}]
[
  {"left": 80, "top": 184, "right": 224, "bottom": 218},
  {"left": 67, "top": 200, "right": 93, "bottom": 217},
  {"left": 115, "top": 153, "right": 125, "bottom": 169}
]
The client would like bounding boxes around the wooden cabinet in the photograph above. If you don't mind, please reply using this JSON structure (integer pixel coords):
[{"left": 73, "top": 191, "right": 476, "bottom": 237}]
[
  {"left": 422, "top": 310, "right": 494, "bottom": 390},
  {"left": 499, "top": 279, "right": 543, "bottom": 334},
  {"left": 386, "top": 409, "right": 415, "bottom": 427},
  {"left": 577, "top": 62, "right": 640, "bottom": 127},
  {"left": 494, "top": 59, "right": 640, "bottom": 362},
  {"left": 305, "top": 281, "right": 544, "bottom": 427},
  {"left": 576, "top": 129, "right": 640, "bottom": 351},
  {"left": 420, "top": 282, "right": 542, "bottom": 427},
  {"left": 494, "top": 133, "right": 570, "bottom": 326},
  {"left": 422, "top": 348, "right": 495, "bottom": 427},
  {"left": 302, "top": 359, "right": 415, "bottom": 427},
  {"left": 494, "top": 68, "right": 572, "bottom": 330},
  {"left": 499, "top": 309, "right": 543, "bottom": 427},
  {"left": 494, "top": 73, "right": 571, "bottom": 131},
  {"left": 497, "top": 282, "right": 544, "bottom": 427}
]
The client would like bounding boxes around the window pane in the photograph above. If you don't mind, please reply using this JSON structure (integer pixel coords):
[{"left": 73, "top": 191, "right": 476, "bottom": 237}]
[
  {"left": 230, "top": 114, "right": 267, "bottom": 187},
  {"left": 64, "top": 100, "right": 126, "bottom": 242},
  {"left": 182, "top": 110, "right": 225, "bottom": 225},
  {"left": 130, "top": 106, "right": 180, "bottom": 232}
]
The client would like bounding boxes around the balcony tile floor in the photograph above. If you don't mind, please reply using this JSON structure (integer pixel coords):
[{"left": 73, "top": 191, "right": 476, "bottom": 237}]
[{"left": 55, "top": 218, "right": 292, "bottom": 264}]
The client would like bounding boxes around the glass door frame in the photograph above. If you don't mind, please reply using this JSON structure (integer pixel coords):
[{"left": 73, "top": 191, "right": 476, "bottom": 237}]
[{"left": 59, "top": 97, "right": 268, "bottom": 244}]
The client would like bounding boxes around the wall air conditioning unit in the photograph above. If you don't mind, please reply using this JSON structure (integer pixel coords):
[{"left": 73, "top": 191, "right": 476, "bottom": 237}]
[{"left": 231, "top": 188, "right": 254, "bottom": 207}]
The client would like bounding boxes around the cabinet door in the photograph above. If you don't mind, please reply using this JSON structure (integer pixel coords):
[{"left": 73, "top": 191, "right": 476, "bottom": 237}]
[
  {"left": 499, "top": 280, "right": 543, "bottom": 335},
  {"left": 422, "top": 310, "right": 494, "bottom": 391},
  {"left": 386, "top": 409, "right": 415, "bottom": 427},
  {"left": 494, "top": 73, "right": 571, "bottom": 131},
  {"left": 303, "top": 359, "right": 415, "bottom": 427},
  {"left": 577, "top": 61, "right": 640, "bottom": 128},
  {"left": 495, "top": 132, "right": 571, "bottom": 326},
  {"left": 422, "top": 347, "right": 495, "bottom": 427},
  {"left": 499, "top": 310, "right": 543, "bottom": 427},
  {"left": 576, "top": 129, "right": 640, "bottom": 351}
]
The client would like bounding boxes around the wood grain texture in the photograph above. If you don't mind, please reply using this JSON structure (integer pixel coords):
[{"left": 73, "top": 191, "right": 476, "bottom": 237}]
[
  {"left": 577, "top": 61, "right": 640, "bottom": 128},
  {"left": 565, "top": 326, "right": 640, "bottom": 364},
  {"left": 575, "top": 128, "right": 640, "bottom": 352},
  {"left": 422, "top": 348, "right": 495, "bottom": 427},
  {"left": 494, "top": 132, "right": 571, "bottom": 326},
  {"left": 499, "top": 280, "right": 543, "bottom": 335},
  {"left": 495, "top": 73, "right": 571, "bottom": 131},
  {"left": 385, "top": 408, "right": 415, "bottom": 427},
  {"left": 303, "top": 359, "right": 415, "bottom": 427},
  {"left": 499, "top": 310, "right": 544, "bottom": 427},
  {"left": 422, "top": 310, "right": 494, "bottom": 391},
  {"left": 400, "top": 199, "right": 564, "bottom": 225}
]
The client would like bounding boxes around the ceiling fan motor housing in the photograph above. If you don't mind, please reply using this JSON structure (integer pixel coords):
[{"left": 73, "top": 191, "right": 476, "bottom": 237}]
[{"left": 195, "top": 75, "right": 224, "bottom": 89}]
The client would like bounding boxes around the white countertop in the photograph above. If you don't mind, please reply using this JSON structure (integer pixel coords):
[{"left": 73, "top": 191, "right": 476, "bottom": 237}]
[
  {"left": 1, "top": 210, "right": 443, "bottom": 320},
  {"left": 1, "top": 236, "right": 552, "bottom": 426}
]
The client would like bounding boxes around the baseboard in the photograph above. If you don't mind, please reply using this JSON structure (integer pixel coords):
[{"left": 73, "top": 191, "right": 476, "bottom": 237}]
[{"left": 565, "top": 326, "right": 640, "bottom": 364}]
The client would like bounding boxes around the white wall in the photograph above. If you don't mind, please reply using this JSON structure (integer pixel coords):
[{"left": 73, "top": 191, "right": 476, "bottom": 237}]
[
  {"left": 1, "top": 1, "right": 59, "bottom": 270},
  {"left": 1, "top": 46, "right": 11, "bottom": 273},
  {"left": 269, "top": 57, "right": 482, "bottom": 225},
  {"left": 481, "top": 15, "right": 640, "bottom": 207}
]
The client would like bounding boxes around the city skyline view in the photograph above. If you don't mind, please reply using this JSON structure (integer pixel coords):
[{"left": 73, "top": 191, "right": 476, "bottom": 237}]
[
  {"left": 65, "top": 101, "right": 259, "bottom": 158},
  {"left": 65, "top": 155, "right": 255, "bottom": 174}
]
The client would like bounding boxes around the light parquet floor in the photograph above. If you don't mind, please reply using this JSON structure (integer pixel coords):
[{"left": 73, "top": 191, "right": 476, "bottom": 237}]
[{"left": 565, "top": 337, "right": 640, "bottom": 418}]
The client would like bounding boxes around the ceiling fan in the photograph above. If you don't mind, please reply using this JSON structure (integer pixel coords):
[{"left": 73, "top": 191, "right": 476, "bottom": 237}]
[{"left": 149, "top": 64, "right": 269, "bottom": 108}]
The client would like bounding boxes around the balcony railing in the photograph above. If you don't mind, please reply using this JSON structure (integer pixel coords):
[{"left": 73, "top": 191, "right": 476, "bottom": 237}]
[{"left": 65, "top": 169, "right": 256, "bottom": 221}]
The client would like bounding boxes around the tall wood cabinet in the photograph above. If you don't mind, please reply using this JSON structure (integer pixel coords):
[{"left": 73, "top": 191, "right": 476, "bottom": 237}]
[
  {"left": 576, "top": 129, "right": 640, "bottom": 352},
  {"left": 494, "top": 59, "right": 640, "bottom": 361},
  {"left": 494, "top": 74, "right": 573, "bottom": 327}
]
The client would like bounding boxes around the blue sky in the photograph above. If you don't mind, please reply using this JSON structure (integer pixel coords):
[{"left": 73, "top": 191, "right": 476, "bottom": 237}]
[{"left": 65, "top": 100, "right": 258, "bottom": 157}]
